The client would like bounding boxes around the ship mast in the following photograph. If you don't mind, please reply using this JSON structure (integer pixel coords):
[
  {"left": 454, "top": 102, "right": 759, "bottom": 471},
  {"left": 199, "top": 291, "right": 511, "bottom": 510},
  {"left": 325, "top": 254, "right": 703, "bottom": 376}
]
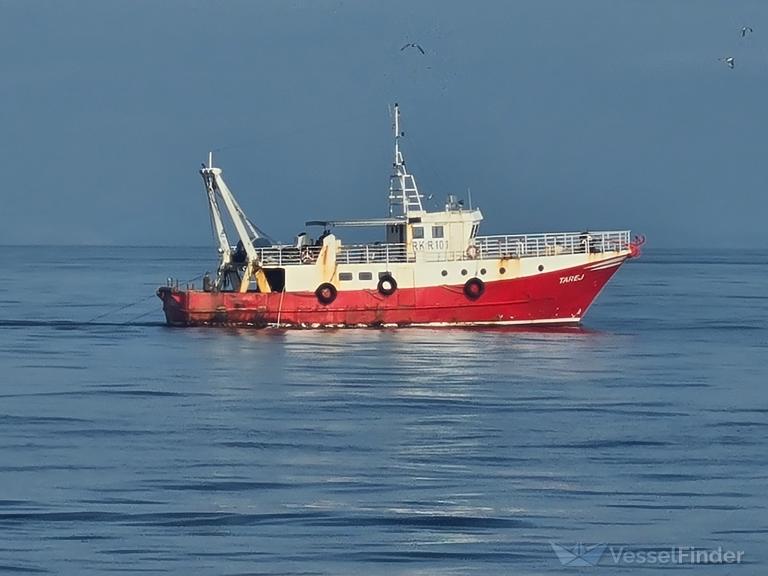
[{"left": 388, "top": 103, "right": 424, "bottom": 216}]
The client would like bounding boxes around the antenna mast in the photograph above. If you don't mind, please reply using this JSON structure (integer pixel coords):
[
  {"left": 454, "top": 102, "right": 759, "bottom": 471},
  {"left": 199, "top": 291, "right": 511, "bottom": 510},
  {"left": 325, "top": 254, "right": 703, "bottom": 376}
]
[{"left": 388, "top": 103, "right": 424, "bottom": 216}]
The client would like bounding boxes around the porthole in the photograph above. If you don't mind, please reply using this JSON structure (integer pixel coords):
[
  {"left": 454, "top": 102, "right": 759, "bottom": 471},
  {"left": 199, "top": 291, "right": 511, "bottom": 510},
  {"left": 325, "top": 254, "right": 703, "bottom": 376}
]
[
  {"left": 538, "top": 264, "right": 544, "bottom": 272},
  {"left": 480, "top": 268, "right": 487, "bottom": 275},
  {"left": 499, "top": 267, "right": 506, "bottom": 275},
  {"left": 461, "top": 269, "right": 468, "bottom": 276},
  {"left": 441, "top": 270, "right": 448, "bottom": 277}
]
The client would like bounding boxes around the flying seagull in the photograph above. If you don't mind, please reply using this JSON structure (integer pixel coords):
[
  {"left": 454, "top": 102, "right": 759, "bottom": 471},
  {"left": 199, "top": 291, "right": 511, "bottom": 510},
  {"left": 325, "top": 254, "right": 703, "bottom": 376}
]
[
  {"left": 719, "top": 56, "right": 735, "bottom": 69},
  {"left": 401, "top": 42, "right": 426, "bottom": 55},
  {"left": 741, "top": 26, "right": 754, "bottom": 37}
]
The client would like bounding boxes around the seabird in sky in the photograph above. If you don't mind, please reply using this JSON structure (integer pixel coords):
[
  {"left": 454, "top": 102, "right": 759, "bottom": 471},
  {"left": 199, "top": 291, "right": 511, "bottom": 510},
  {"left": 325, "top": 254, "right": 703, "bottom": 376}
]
[
  {"left": 741, "top": 26, "right": 754, "bottom": 37},
  {"left": 719, "top": 56, "right": 735, "bottom": 69},
  {"left": 401, "top": 43, "right": 426, "bottom": 55}
]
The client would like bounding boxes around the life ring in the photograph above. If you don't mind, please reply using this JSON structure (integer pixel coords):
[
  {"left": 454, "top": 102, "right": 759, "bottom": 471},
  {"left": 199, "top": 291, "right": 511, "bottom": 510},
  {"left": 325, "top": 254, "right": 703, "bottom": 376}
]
[
  {"left": 465, "top": 245, "right": 479, "bottom": 259},
  {"left": 377, "top": 274, "right": 397, "bottom": 296},
  {"left": 315, "top": 282, "right": 337, "bottom": 305},
  {"left": 629, "top": 234, "right": 646, "bottom": 258},
  {"left": 463, "top": 277, "right": 485, "bottom": 300}
]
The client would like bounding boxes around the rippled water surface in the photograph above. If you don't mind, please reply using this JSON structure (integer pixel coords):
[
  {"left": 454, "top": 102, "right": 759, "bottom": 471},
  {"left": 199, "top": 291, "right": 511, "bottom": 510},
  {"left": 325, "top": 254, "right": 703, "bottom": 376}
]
[{"left": 0, "top": 247, "right": 766, "bottom": 574}]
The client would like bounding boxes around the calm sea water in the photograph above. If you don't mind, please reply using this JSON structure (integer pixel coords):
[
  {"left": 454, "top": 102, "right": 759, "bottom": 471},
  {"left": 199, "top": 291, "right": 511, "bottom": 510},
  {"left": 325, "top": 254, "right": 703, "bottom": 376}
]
[{"left": 0, "top": 246, "right": 765, "bottom": 575}]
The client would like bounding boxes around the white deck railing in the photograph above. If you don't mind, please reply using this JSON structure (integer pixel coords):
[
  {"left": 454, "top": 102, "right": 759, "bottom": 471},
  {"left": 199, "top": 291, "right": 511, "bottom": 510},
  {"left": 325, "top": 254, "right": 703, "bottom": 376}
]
[
  {"left": 251, "top": 230, "right": 631, "bottom": 267},
  {"left": 475, "top": 230, "right": 631, "bottom": 260},
  {"left": 254, "top": 243, "right": 409, "bottom": 266}
]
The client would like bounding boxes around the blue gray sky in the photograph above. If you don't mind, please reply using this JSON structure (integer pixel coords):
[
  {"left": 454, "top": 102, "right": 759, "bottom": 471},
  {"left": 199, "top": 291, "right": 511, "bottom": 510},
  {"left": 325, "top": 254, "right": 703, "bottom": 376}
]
[{"left": 1, "top": 0, "right": 766, "bottom": 247}]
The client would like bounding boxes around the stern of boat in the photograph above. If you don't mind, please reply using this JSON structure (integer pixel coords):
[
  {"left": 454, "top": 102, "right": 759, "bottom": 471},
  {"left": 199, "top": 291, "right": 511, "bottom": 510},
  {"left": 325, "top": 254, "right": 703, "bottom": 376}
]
[{"left": 156, "top": 286, "right": 190, "bottom": 326}]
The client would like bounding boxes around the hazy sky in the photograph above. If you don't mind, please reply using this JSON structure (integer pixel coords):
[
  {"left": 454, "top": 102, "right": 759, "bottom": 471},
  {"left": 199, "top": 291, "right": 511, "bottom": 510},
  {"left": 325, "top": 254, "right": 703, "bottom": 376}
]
[{"left": 1, "top": 0, "right": 766, "bottom": 248}]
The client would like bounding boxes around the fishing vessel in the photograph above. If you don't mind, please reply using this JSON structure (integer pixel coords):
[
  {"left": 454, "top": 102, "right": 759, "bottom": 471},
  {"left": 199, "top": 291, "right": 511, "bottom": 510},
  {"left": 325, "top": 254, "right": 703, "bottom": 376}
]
[{"left": 157, "top": 104, "right": 643, "bottom": 328}]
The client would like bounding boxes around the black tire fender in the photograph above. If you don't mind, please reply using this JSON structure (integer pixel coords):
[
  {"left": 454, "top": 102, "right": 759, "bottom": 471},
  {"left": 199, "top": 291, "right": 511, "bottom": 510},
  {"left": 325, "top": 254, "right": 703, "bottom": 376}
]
[
  {"left": 463, "top": 277, "right": 485, "bottom": 300},
  {"left": 315, "top": 282, "right": 337, "bottom": 305},
  {"left": 377, "top": 274, "right": 397, "bottom": 296}
]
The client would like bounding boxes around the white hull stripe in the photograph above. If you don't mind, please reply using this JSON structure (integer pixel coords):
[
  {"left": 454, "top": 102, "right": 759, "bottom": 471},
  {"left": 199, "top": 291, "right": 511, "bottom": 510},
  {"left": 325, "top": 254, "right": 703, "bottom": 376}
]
[
  {"left": 584, "top": 256, "right": 627, "bottom": 271},
  {"left": 588, "top": 261, "right": 625, "bottom": 271},
  {"left": 266, "top": 317, "right": 582, "bottom": 329},
  {"left": 407, "top": 317, "right": 582, "bottom": 327}
]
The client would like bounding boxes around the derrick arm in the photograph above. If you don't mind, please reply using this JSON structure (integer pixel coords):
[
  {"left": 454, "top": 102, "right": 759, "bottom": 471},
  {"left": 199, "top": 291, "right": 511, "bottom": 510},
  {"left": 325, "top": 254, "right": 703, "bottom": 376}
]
[
  {"left": 200, "top": 158, "right": 271, "bottom": 294},
  {"left": 231, "top": 196, "right": 275, "bottom": 246},
  {"left": 201, "top": 168, "right": 231, "bottom": 269}
]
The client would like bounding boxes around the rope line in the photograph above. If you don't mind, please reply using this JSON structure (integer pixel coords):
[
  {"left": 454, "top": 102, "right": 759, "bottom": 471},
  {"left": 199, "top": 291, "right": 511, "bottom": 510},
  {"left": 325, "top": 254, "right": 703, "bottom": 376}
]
[
  {"left": 123, "top": 307, "right": 161, "bottom": 325},
  {"left": 275, "top": 289, "right": 286, "bottom": 328},
  {"left": 86, "top": 294, "right": 157, "bottom": 323},
  {"left": 86, "top": 274, "right": 203, "bottom": 324}
]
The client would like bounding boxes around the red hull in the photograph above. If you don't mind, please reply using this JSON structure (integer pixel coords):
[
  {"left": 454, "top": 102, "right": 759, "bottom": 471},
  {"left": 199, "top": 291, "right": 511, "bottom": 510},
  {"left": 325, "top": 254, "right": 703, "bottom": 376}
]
[{"left": 157, "top": 258, "right": 626, "bottom": 327}]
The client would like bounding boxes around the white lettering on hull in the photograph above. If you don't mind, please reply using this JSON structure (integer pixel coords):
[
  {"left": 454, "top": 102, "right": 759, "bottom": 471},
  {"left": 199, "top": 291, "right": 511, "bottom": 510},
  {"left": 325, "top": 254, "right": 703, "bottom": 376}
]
[
  {"left": 412, "top": 240, "right": 447, "bottom": 251},
  {"left": 559, "top": 273, "right": 585, "bottom": 284}
]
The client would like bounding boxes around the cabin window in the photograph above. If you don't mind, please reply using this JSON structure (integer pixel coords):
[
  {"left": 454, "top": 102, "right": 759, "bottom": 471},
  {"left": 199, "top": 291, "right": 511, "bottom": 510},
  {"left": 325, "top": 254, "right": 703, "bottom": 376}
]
[
  {"left": 339, "top": 272, "right": 353, "bottom": 281},
  {"left": 432, "top": 225, "right": 444, "bottom": 239},
  {"left": 359, "top": 271, "right": 373, "bottom": 281},
  {"left": 470, "top": 224, "right": 479, "bottom": 238},
  {"left": 412, "top": 226, "right": 424, "bottom": 239}
]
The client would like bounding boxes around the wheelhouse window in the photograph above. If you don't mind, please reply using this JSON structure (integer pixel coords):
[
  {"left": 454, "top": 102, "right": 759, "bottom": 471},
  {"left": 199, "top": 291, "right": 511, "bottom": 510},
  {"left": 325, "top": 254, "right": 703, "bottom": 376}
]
[
  {"left": 432, "top": 225, "right": 444, "bottom": 239},
  {"left": 412, "top": 226, "right": 424, "bottom": 239},
  {"left": 339, "top": 272, "right": 353, "bottom": 281}
]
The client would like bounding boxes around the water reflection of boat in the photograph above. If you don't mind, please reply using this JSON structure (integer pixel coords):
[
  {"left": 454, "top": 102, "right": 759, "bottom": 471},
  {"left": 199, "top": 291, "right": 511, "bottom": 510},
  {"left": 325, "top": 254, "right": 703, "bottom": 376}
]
[{"left": 158, "top": 104, "right": 643, "bottom": 328}]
